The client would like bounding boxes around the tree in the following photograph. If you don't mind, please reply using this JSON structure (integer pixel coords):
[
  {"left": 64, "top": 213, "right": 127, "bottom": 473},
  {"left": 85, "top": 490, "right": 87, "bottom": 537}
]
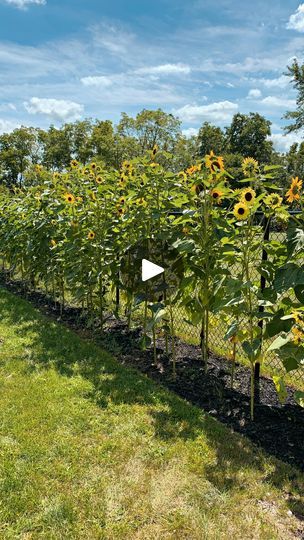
[
  {"left": 0, "top": 127, "right": 39, "bottom": 185},
  {"left": 226, "top": 113, "right": 273, "bottom": 163},
  {"left": 64, "top": 119, "right": 94, "bottom": 163},
  {"left": 40, "top": 125, "right": 72, "bottom": 170},
  {"left": 284, "top": 59, "right": 304, "bottom": 133},
  {"left": 117, "top": 109, "right": 182, "bottom": 153},
  {"left": 197, "top": 122, "right": 226, "bottom": 157}
]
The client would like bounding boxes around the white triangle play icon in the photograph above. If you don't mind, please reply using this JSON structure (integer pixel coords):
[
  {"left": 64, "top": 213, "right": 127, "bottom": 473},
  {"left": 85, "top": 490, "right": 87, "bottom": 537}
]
[{"left": 142, "top": 259, "right": 164, "bottom": 282}]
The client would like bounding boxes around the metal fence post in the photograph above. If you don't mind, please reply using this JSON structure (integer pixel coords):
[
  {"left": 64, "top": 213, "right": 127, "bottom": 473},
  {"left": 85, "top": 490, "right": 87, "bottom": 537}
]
[{"left": 255, "top": 214, "right": 270, "bottom": 404}]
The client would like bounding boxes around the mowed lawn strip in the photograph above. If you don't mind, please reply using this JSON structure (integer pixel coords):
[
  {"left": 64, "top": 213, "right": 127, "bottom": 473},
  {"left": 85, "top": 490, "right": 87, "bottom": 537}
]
[{"left": 0, "top": 287, "right": 303, "bottom": 540}]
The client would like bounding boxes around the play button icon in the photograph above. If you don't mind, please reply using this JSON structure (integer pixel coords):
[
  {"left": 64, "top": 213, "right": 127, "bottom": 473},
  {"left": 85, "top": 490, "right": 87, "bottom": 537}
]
[{"left": 142, "top": 259, "right": 164, "bottom": 282}]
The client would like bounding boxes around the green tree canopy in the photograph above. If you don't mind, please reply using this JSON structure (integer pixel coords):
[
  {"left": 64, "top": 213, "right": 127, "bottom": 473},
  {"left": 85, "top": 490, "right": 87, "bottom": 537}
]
[
  {"left": 197, "top": 122, "right": 226, "bottom": 157},
  {"left": 225, "top": 112, "right": 273, "bottom": 163},
  {"left": 284, "top": 59, "right": 304, "bottom": 134}
]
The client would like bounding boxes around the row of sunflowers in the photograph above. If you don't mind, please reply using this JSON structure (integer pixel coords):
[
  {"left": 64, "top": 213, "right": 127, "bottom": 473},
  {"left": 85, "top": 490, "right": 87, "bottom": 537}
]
[{"left": 0, "top": 148, "right": 303, "bottom": 419}]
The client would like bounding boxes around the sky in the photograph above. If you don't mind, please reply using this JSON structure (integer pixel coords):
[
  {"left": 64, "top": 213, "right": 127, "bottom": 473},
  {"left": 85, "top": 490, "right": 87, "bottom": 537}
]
[{"left": 1, "top": 1, "right": 304, "bottom": 152}]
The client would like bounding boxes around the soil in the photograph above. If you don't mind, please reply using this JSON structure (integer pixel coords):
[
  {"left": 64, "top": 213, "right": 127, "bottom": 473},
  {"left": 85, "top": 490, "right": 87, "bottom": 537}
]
[{"left": 1, "top": 274, "right": 303, "bottom": 473}]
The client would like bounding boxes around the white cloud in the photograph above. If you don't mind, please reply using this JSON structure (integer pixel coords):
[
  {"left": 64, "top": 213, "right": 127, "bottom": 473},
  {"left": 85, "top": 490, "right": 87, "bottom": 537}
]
[
  {"left": 287, "top": 4, "right": 304, "bottom": 33},
  {"left": 0, "top": 118, "right": 20, "bottom": 133},
  {"left": 261, "top": 96, "right": 296, "bottom": 107},
  {"left": 3, "top": 0, "right": 46, "bottom": 9},
  {"left": 135, "top": 63, "right": 191, "bottom": 76},
  {"left": 259, "top": 75, "right": 290, "bottom": 89},
  {"left": 182, "top": 127, "right": 199, "bottom": 138},
  {"left": 81, "top": 75, "right": 113, "bottom": 88},
  {"left": 174, "top": 101, "right": 238, "bottom": 123},
  {"left": 0, "top": 103, "right": 16, "bottom": 112},
  {"left": 247, "top": 88, "right": 262, "bottom": 99},
  {"left": 24, "top": 97, "right": 83, "bottom": 122},
  {"left": 270, "top": 131, "right": 304, "bottom": 152}
]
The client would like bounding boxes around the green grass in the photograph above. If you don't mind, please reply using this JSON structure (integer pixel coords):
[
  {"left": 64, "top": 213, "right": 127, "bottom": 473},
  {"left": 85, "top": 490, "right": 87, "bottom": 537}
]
[{"left": 0, "top": 287, "right": 303, "bottom": 539}]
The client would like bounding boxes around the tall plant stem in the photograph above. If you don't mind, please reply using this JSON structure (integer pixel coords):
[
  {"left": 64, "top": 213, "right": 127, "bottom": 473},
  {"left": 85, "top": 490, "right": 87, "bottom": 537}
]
[{"left": 169, "top": 302, "right": 176, "bottom": 380}]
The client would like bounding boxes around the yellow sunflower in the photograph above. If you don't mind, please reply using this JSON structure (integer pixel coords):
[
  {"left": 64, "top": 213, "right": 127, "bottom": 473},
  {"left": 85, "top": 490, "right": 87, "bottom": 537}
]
[
  {"left": 233, "top": 202, "right": 249, "bottom": 220},
  {"left": 70, "top": 159, "right": 78, "bottom": 168},
  {"left": 191, "top": 183, "right": 204, "bottom": 195},
  {"left": 151, "top": 144, "right": 158, "bottom": 156},
  {"left": 96, "top": 175, "right": 104, "bottom": 184},
  {"left": 50, "top": 239, "right": 57, "bottom": 247},
  {"left": 88, "top": 231, "right": 95, "bottom": 240},
  {"left": 241, "top": 187, "right": 256, "bottom": 205},
  {"left": 242, "top": 157, "right": 259, "bottom": 177},
  {"left": 186, "top": 164, "right": 201, "bottom": 176},
  {"left": 178, "top": 171, "right": 187, "bottom": 181},
  {"left": 90, "top": 162, "right": 97, "bottom": 171},
  {"left": 135, "top": 197, "right": 147, "bottom": 207},
  {"left": 83, "top": 167, "right": 90, "bottom": 176},
  {"left": 63, "top": 193, "right": 75, "bottom": 204},
  {"left": 53, "top": 172, "right": 60, "bottom": 180},
  {"left": 264, "top": 193, "right": 283, "bottom": 209},
  {"left": 205, "top": 151, "right": 224, "bottom": 173},
  {"left": 118, "top": 174, "right": 127, "bottom": 187},
  {"left": 210, "top": 188, "right": 224, "bottom": 204},
  {"left": 119, "top": 196, "right": 126, "bottom": 205},
  {"left": 286, "top": 177, "right": 303, "bottom": 203},
  {"left": 292, "top": 327, "right": 304, "bottom": 344}
]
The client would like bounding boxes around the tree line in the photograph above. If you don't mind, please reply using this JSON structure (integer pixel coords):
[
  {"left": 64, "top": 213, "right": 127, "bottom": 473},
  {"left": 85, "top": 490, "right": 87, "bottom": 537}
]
[{"left": 1, "top": 59, "right": 304, "bottom": 188}]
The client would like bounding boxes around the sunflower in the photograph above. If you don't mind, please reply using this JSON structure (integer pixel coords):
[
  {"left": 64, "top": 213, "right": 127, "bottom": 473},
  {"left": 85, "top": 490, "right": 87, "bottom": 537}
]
[
  {"left": 182, "top": 226, "right": 190, "bottom": 235},
  {"left": 178, "top": 171, "right": 187, "bottom": 181},
  {"left": 53, "top": 172, "right": 61, "bottom": 180},
  {"left": 286, "top": 177, "right": 303, "bottom": 203},
  {"left": 186, "top": 164, "right": 201, "bottom": 176},
  {"left": 210, "top": 188, "right": 224, "bottom": 204},
  {"left": 90, "top": 162, "right": 97, "bottom": 171},
  {"left": 242, "top": 157, "right": 259, "bottom": 177},
  {"left": 233, "top": 202, "right": 249, "bottom": 220},
  {"left": 96, "top": 165, "right": 102, "bottom": 173},
  {"left": 292, "top": 326, "right": 304, "bottom": 345},
  {"left": 191, "top": 183, "right": 204, "bottom": 195},
  {"left": 135, "top": 197, "right": 147, "bottom": 207},
  {"left": 118, "top": 174, "right": 127, "bottom": 187},
  {"left": 119, "top": 196, "right": 126, "bottom": 205},
  {"left": 117, "top": 206, "right": 125, "bottom": 216},
  {"left": 205, "top": 151, "right": 224, "bottom": 173},
  {"left": 96, "top": 175, "right": 104, "bottom": 184},
  {"left": 151, "top": 144, "right": 158, "bottom": 156},
  {"left": 63, "top": 193, "right": 75, "bottom": 204},
  {"left": 89, "top": 173, "right": 95, "bottom": 181},
  {"left": 241, "top": 187, "right": 256, "bottom": 205},
  {"left": 264, "top": 193, "right": 283, "bottom": 209},
  {"left": 88, "top": 231, "right": 95, "bottom": 240},
  {"left": 50, "top": 239, "right": 57, "bottom": 247},
  {"left": 70, "top": 159, "right": 78, "bottom": 169},
  {"left": 83, "top": 168, "right": 90, "bottom": 176}
]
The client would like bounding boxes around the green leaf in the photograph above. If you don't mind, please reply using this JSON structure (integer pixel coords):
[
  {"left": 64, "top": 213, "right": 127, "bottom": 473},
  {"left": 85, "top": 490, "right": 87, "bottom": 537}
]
[
  {"left": 295, "top": 391, "right": 304, "bottom": 408},
  {"left": 267, "top": 334, "right": 291, "bottom": 352},
  {"left": 273, "top": 376, "right": 288, "bottom": 403},
  {"left": 274, "top": 263, "right": 304, "bottom": 292},
  {"left": 264, "top": 310, "right": 293, "bottom": 338}
]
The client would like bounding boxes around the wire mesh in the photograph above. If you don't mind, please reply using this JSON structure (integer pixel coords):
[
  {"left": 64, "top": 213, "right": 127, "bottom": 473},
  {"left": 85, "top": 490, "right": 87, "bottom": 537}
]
[{"left": 168, "top": 215, "right": 304, "bottom": 389}]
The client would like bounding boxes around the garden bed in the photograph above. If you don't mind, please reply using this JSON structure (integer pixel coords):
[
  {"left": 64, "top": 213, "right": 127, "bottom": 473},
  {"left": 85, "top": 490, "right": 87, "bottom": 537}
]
[{"left": 1, "top": 275, "right": 303, "bottom": 472}]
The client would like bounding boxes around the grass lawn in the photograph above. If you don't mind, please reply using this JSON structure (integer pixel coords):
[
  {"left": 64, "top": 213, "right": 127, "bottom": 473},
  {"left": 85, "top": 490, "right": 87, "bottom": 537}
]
[{"left": 0, "top": 287, "right": 303, "bottom": 539}]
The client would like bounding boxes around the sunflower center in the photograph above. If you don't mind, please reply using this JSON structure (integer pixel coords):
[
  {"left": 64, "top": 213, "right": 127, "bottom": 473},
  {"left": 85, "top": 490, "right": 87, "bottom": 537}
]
[
  {"left": 238, "top": 207, "right": 245, "bottom": 215},
  {"left": 245, "top": 192, "right": 253, "bottom": 201}
]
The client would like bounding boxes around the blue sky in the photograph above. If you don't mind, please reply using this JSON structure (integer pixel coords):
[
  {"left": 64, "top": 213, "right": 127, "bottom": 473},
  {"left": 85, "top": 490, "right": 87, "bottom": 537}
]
[{"left": 1, "top": 0, "right": 304, "bottom": 151}]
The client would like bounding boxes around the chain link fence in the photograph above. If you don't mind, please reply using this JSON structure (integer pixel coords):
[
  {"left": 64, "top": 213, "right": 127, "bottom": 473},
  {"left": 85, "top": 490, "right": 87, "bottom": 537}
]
[{"left": 168, "top": 212, "right": 304, "bottom": 389}]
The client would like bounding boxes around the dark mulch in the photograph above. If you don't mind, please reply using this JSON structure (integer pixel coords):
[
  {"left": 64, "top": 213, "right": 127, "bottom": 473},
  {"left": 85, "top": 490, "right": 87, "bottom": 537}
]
[{"left": 1, "top": 275, "right": 303, "bottom": 473}]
